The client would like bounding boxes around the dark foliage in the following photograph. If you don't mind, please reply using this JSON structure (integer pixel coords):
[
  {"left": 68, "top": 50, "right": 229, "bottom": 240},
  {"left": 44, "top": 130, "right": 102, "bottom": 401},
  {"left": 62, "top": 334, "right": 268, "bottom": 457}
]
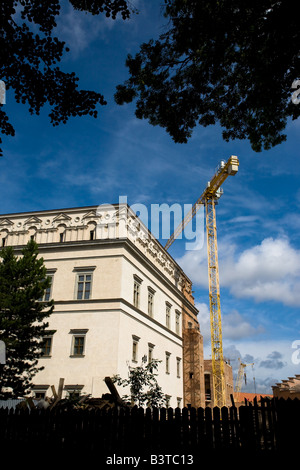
[
  {"left": 0, "top": 240, "right": 54, "bottom": 398},
  {"left": 115, "top": 0, "right": 300, "bottom": 152},
  {"left": 0, "top": 0, "right": 136, "bottom": 156}
]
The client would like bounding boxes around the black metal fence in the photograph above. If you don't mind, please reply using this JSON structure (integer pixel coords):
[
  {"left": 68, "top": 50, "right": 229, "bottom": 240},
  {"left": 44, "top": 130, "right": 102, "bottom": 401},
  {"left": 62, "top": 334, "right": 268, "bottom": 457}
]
[{"left": 0, "top": 397, "right": 299, "bottom": 464}]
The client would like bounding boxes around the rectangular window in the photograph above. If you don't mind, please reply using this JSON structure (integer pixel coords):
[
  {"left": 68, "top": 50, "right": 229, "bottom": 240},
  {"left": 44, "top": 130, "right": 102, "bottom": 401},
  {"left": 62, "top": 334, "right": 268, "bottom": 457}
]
[
  {"left": 41, "top": 330, "right": 55, "bottom": 357},
  {"left": 41, "top": 337, "right": 52, "bottom": 356},
  {"left": 39, "top": 273, "right": 55, "bottom": 302},
  {"left": 44, "top": 275, "right": 53, "bottom": 301},
  {"left": 176, "top": 357, "right": 181, "bottom": 378},
  {"left": 73, "top": 336, "right": 85, "bottom": 356},
  {"left": 70, "top": 329, "right": 88, "bottom": 357},
  {"left": 148, "top": 343, "right": 155, "bottom": 363},
  {"left": 166, "top": 303, "right": 171, "bottom": 329},
  {"left": 65, "top": 385, "right": 83, "bottom": 398},
  {"left": 132, "top": 341, "right": 138, "bottom": 362},
  {"left": 132, "top": 335, "right": 140, "bottom": 362},
  {"left": 148, "top": 288, "right": 155, "bottom": 317},
  {"left": 32, "top": 385, "right": 49, "bottom": 399},
  {"left": 165, "top": 395, "right": 171, "bottom": 408},
  {"left": 77, "top": 273, "right": 92, "bottom": 300},
  {"left": 205, "top": 374, "right": 212, "bottom": 401},
  {"left": 177, "top": 397, "right": 182, "bottom": 408},
  {"left": 133, "top": 275, "right": 142, "bottom": 308},
  {"left": 165, "top": 352, "right": 171, "bottom": 374},
  {"left": 175, "top": 310, "right": 181, "bottom": 335}
]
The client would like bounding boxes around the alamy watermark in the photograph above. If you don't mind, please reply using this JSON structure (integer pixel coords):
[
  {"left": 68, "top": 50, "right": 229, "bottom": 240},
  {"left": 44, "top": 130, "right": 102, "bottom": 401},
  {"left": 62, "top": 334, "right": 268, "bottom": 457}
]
[
  {"left": 0, "top": 340, "right": 6, "bottom": 365},
  {"left": 291, "top": 79, "right": 300, "bottom": 105},
  {"left": 96, "top": 196, "right": 205, "bottom": 251},
  {"left": 0, "top": 80, "right": 6, "bottom": 105},
  {"left": 291, "top": 340, "right": 300, "bottom": 365}
]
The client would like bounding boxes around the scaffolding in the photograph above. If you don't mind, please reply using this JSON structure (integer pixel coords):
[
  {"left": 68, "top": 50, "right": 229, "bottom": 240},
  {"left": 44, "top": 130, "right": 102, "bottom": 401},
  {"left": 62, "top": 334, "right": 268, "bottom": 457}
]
[{"left": 183, "top": 323, "right": 202, "bottom": 408}]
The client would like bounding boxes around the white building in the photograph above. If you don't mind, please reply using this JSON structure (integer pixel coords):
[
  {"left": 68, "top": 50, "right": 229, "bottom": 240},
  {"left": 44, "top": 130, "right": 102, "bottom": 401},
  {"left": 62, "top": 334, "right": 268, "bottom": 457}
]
[{"left": 0, "top": 203, "right": 202, "bottom": 408}]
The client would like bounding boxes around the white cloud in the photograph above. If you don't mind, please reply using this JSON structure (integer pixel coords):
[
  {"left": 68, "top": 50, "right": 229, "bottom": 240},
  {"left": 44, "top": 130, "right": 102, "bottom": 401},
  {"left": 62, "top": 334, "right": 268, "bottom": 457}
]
[
  {"left": 259, "top": 351, "right": 287, "bottom": 369},
  {"left": 196, "top": 302, "right": 264, "bottom": 344},
  {"left": 222, "top": 310, "right": 265, "bottom": 340},
  {"left": 222, "top": 237, "right": 300, "bottom": 306},
  {"left": 55, "top": 2, "right": 117, "bottom": 55},
  {"left": 178, "top": 236, "right": 300, "bottom": 307},
  {"left": 224, "top": 339, "right": 299, "bottom": 394}
]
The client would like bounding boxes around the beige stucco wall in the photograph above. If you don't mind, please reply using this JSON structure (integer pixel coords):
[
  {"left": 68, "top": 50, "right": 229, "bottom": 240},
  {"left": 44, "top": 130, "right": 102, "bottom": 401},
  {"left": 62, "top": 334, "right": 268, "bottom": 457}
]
[{"left": 0, "top": 205, "right": 199, "bottom": 408}]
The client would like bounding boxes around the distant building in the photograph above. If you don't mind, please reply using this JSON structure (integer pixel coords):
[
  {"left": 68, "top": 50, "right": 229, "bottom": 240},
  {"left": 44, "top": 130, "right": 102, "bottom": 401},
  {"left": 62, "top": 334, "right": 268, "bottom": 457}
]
[
  {"left": 272, "top": 375, "right": 300, "bottom": 400},
  {"left": 233, "top": 392, "right": 273, "bottom": 407},
  {"left": 0, "top": 203, "right": 206, "bottom": 408},
  {"left": 203, "top": 359, "right": 234, "bottom": 408}
]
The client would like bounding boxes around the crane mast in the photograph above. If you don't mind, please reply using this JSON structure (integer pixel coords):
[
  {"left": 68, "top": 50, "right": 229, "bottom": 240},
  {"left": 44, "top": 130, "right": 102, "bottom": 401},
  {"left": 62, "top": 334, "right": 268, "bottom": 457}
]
[
  {"left": 206, "top": 195, "right": 225, "bottom": 408},
  {"left": 165, "top": 156, "right": 239, "bottom": 408},
  {"left": 235, "top": 359, "right": 255, "bottom": 392}
]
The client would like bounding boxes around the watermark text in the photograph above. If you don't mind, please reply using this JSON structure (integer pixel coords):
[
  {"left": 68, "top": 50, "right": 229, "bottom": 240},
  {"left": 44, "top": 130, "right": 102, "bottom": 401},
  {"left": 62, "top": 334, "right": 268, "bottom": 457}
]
[
  {"left": 0, "top": 80, "right": 6, "bottom": 105},
  {"left": 96, "top": 196, "right": 204, "bottom": 251},
  {"left": 291, "top": 340, "right": 300, "bottom": 364},
  {"left": 291, "top": 79, "right": 300, "bottom": 105},
  {"left": 0, "top": 340, "right": 6, "bottom": 364}
]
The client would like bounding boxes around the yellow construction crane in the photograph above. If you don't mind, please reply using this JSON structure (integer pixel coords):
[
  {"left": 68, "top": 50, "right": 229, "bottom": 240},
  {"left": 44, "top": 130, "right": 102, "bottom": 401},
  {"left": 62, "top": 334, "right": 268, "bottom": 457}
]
[
  {"left": 235, "top": 358, "right": 255, "bottom": 396},
  {"left": 165, "top": 155, "right": 239, "bottom": 408}
]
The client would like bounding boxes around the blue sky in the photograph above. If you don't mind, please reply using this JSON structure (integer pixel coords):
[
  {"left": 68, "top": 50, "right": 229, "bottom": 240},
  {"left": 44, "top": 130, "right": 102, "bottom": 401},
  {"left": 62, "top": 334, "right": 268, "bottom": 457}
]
[{"left": 1, "top": 0, "right": 300, "bottom": 394}]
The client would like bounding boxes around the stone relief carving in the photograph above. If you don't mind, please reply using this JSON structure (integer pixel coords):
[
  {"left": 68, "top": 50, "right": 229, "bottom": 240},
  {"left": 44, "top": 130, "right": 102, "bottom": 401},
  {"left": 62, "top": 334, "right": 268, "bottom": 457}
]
[{"left": 0, "top": 207, "right": 185, "bottom": 285}]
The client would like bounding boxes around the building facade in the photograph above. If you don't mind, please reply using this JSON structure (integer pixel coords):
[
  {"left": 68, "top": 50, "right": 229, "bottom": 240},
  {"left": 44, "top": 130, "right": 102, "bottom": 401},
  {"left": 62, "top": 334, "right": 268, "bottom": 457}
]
[
  {"left": 203, "top": 359, "right": 234, "bottom": 408},
  {"left": 0, "top": 203, "right": 204, "bottom": 408},
  {"left": 272, "top": 375, "right": 300, "bottom": 400}
]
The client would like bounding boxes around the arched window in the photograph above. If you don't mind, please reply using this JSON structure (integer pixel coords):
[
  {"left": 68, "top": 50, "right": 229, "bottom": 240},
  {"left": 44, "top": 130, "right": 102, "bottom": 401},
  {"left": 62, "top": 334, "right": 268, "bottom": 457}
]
[{"left": 57, "top": 224, "right": 66, "bottom": 242}]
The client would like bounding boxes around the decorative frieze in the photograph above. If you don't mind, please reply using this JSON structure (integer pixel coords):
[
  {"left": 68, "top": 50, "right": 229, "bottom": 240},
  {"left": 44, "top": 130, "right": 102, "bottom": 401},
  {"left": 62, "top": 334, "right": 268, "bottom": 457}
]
[{"left": 0, "top": 205, "right": 188, "bottom": 288}]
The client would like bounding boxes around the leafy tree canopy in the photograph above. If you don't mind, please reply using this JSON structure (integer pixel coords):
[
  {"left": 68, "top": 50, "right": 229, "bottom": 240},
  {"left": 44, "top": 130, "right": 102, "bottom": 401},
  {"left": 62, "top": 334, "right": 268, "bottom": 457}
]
[
  {"left": 0, "top": 240, "right": 54, "bottom": 398},
  {"left": 113, "top": 358, "right": 166, "bottom": 408},
  {"left": 0, "top": 0, "right": 137, "bottom": 156},
  {"left": 115, "top": 0, "right": 300, "bottom": 152}
]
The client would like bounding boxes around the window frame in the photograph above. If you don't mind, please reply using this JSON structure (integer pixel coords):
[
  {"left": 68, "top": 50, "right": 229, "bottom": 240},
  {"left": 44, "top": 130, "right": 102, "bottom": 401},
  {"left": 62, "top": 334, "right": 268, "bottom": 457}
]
[
  {"left": 73, "top": 267, "right": 96, "bottom": 301},
  {"left": 133, "top": 275, "right": 142, "bottom": 309},
  {"left": 147, "top": 287, "right": 155, "bottom": 317},
  {"left": 132, "top": 335, "right": 140, "bottom": 362},
  {"left": 165, "top": 351, "right": 171, "bottom": 374},
  {"left": 176, "top": 357, "right": 181, "bottom": 378},
  {"left": 175, "top": 310, "right": 181, "bottom": 335},
  {"left": 73, "top": 336, "right": 85, "bottom": 356},
  {"left": 41, "top": 336, "right": 53, "bottom": 357},
  {"left": 166, "top": 302, "right": 171, "bottom": 329},
  {"left": 148, "top": 343, "right": 155, "bottom": 364},
  {"left": 65, "top": 385, "right": 84, "bottom": 398},
  {"left": 39, "top": 270, "right": 56, "bottom": 302},
  {"left": 32, "top": 385, "right": 49, "bottom": 400},
  {"left": 165, "top": 395, "right": 171, "bottom": 408},
  {"left": 69, "top": 329, "right": 88, "bottom": 357}
]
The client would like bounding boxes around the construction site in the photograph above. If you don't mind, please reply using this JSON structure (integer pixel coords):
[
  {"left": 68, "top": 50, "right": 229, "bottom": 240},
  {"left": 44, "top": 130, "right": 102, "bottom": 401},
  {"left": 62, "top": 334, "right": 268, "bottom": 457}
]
[
  {"left": 1, "top": 155, "right": 299, "bottom": 462},
  {"left": 0, "top": 155, "right": 265, "bottom": 411}
]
